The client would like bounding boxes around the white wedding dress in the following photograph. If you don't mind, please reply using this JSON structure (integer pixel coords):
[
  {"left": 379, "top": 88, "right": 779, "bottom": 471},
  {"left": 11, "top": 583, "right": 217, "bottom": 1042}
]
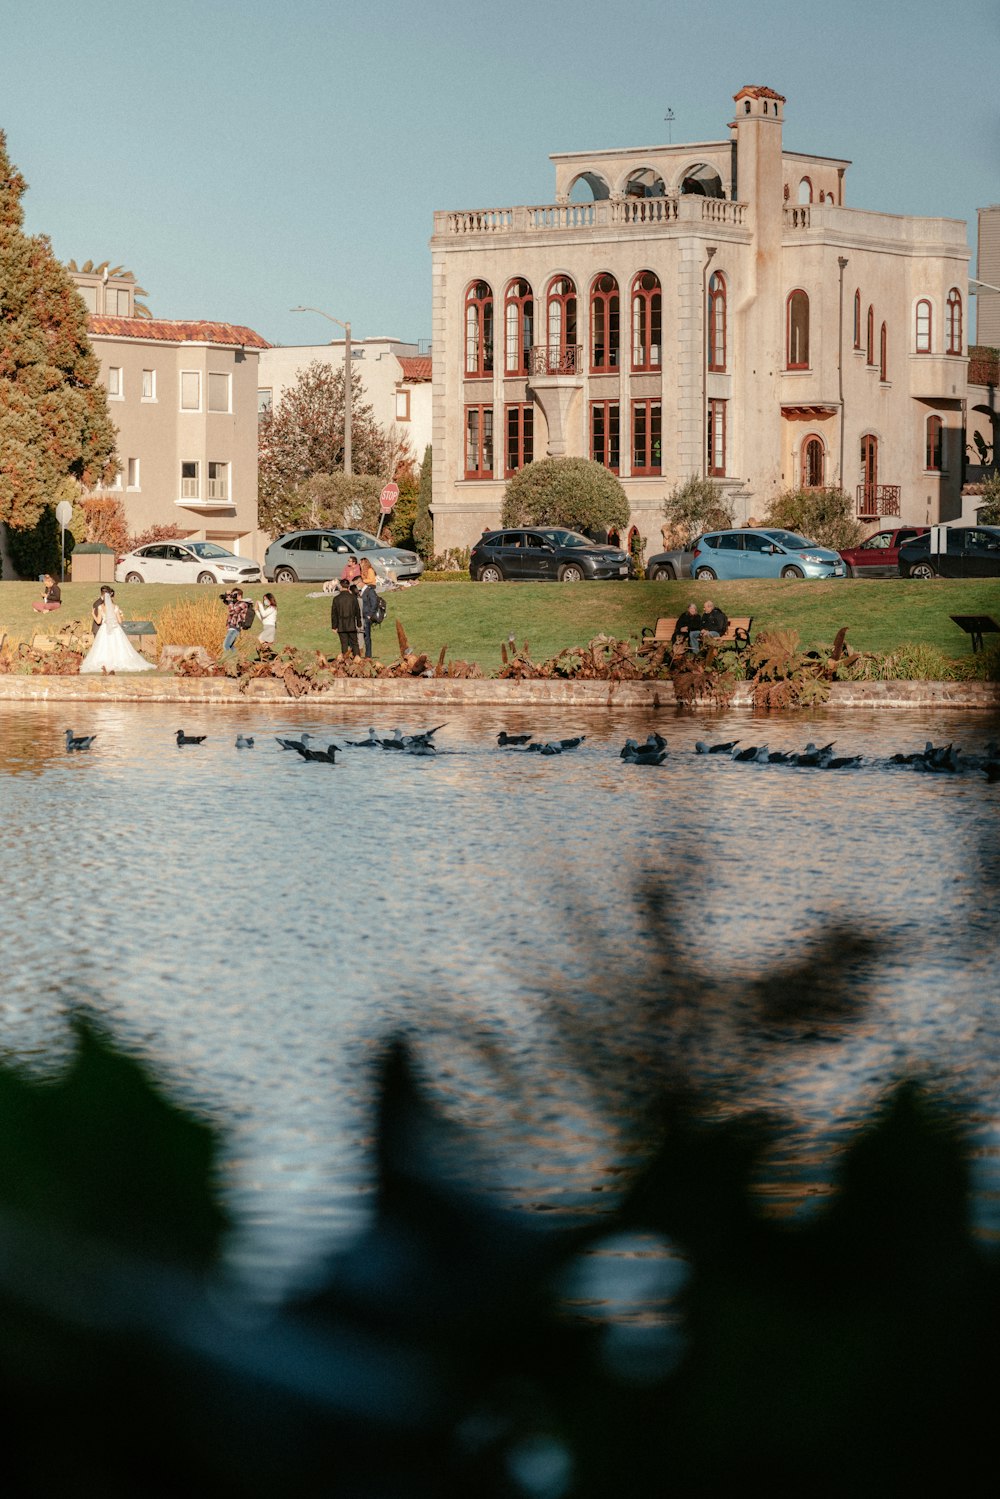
[{"left": 80, "top": 600, "right": 156, "bottom": 674}]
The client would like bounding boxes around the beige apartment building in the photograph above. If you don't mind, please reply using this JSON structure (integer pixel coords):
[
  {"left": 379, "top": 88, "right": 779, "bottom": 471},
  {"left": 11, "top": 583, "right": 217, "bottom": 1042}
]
[
  {"left": 257, "top": 338, "right": 432, "bottom": 472},
  {"left": 430, "top": 85, "right": 971, "bottom": 553},
  {"left": 73, "top": 269, "right": 269, "bottom": 559}
]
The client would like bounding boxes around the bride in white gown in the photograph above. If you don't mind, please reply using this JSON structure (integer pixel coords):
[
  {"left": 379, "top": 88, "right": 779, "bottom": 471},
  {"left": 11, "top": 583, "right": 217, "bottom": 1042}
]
[{"left": 80, "top": 587, "right": 156, "bottom": 674}]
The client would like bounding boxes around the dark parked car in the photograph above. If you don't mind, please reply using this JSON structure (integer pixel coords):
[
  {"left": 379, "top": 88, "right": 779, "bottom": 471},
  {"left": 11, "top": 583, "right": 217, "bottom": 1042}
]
[
  {"left": 645, "top": 546, "right": 695, "bottom": 580},
  {"left": 839, "top": 526, "right": 929, "bottom": 577},
  {"left": 470, "top": 528, "right": 630, "bottom": 582},
  {"left": 898, "top": 525, "right": 1000, "bottom": 578}
]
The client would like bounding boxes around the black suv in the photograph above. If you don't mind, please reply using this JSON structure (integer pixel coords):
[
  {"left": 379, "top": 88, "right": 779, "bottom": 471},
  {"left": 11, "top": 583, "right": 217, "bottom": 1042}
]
[
  {"left": 470, "top": 528, "right": 630, "bottom": 582},
  {"left": 899, "top": 525, "right": 1000, "bottom": 578}
]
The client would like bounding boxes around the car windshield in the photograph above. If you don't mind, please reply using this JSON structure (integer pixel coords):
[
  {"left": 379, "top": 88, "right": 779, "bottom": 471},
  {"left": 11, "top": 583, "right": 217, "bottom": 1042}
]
[
  {"left": 334, "top": 530, "right": 388, "bottom": 552},
  {"left": 185, "top": 542, "right": 236, "bottom": 559},
  {"left": 761, "top": 530, "right": 812, "bottom": 549},
  {"left": 541, "top": 530, "right": 593, "bottom": 549}
]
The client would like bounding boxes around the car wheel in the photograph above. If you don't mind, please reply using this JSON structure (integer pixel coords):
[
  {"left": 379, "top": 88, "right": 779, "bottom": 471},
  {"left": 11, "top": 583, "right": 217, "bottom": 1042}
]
[
  {"left": 694, "top": 566, "right": 717, "bottom": 581},
  {"left": 558, "top": 563, "right": 585, "bottom": 582},
  {"left": 478, "top": 564, "right": 504, "bottom": 583},
  {"left": 273, "top": 566, "right": 298, "bottom": 583},
  {"left": 780, "top": 565, "right": 804, "bottom": 579},
  {"left": 197, "top": 571, "right": 215, "bottom": 584},
  {"left": 124, "top": 572, "right": 144, "bottom": 584},
  {"left": 651, "top": 564, "right": 676, "bottom": 581},
  {"left": 909, "top": 561, "right": 936, "bottom": 580}
]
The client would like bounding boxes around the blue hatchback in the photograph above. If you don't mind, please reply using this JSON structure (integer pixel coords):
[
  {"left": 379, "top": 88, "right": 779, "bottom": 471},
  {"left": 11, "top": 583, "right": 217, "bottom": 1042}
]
[{"left": 690, "top": 528, "right": 846, "bottom": 581}]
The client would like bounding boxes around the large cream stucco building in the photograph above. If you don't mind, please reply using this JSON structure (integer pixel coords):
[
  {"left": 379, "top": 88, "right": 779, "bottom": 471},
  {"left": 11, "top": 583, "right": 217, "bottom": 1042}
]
[{"left": 430, "top": 85, "right": 972, "bottom": 553}]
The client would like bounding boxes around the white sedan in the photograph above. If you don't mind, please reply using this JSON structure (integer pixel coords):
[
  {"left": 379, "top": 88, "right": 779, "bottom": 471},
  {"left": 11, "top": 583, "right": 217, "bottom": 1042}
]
[{"left": 116, "top": 541, "right": 262, "bottom": 585}]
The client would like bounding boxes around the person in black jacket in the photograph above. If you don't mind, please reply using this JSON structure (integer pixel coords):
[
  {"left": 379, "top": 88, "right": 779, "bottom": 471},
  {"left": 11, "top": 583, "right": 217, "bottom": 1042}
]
[
  {"left": 691, "top": 598, "right": 729, "bottom": 653},
  {"left": 358, "top": 581, "right": 381, "bottom": 658},
  {"left": 331, "top": 582, "right": 362, "bottom": 656},
  {"left": 672, "top": 603, "right": 701, "bottom": 649}
]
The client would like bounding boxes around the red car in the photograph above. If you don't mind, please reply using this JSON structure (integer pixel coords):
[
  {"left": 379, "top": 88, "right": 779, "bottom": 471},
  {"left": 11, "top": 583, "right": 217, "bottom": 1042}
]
[{"left": 839, "top": 526, "right": 929, "bottom": 577}]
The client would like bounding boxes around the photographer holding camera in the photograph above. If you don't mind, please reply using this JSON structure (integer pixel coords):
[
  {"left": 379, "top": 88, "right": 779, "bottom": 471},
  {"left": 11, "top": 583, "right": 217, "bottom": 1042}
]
[{"left": 221, "top": 587, "right": 251, "bottom": 652}]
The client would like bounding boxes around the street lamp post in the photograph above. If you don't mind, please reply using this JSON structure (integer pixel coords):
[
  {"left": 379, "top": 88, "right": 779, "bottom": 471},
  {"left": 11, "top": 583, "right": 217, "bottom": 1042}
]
[{"left": 290, "top": 306, "right": 352, "bottom": 476}]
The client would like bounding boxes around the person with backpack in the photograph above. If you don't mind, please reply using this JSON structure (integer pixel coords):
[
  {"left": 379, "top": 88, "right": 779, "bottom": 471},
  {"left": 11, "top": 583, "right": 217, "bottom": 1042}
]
[
  {"left": 359, "top": 580, "right": 386, "bottom": 658},
  {"left": 221, "top": 588, "right": 250, "bottom": 652}
]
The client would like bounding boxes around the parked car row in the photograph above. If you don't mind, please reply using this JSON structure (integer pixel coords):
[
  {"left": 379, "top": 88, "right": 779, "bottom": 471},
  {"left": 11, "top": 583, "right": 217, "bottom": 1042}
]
[
  {"left": 645, "top": 524, "right": 1000, "bottom": 581},
  {"left": 114, "top": 530, "right": 424, "bottom": 587}
]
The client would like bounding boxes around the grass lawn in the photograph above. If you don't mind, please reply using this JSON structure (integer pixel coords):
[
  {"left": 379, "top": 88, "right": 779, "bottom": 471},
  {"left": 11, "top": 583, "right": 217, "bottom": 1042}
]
[{"left": 2, "top": 576, "right": 1000, "bottom": 669}]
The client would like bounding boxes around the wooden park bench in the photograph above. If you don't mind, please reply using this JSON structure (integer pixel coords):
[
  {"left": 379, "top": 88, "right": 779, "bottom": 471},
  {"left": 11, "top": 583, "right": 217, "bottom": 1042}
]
[
  {"left": 641, "top": 615, "right": 754, "bottom": 653},
  {"left": 950, "top": 615, "right": 1000, "bottom": 654}
]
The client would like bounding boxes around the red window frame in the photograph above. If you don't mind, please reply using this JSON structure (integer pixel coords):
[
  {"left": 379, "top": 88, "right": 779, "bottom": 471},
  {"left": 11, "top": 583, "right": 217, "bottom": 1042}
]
[
  {"left": 504, "top": 402, "right": 534, "bottom": 477},
  {"left": 464, "top": 281, "right": 493, "bottom": 377},
  {"left": 866, "top": 305, "right": 875, "bottom": 366},
  {"left": 631, "top": 270, "right": 662, "bottom": 371},
  {"left": 503, "top": 279, "right": 533, "bottom": 376},
  {"left": 464, "top": 404, "right": 494, "bottom": 479},
  {"left": 915, "top": 299, "right": 932, "bottom": 354},
  {"left": 707, "top": 399, "right": 726, "bottom": 476},
  {"left": 853, "top": 290, "right": 861, "bottom": 349},
  {"left": 546, "top": 275, "right": 577, "bottom": 363},
  {"left": 707, "top": 271, "right": 726, "bottom": 372},
  {"left": 926, "top": 415, "right": 943, "bottom": 472},
  {"left": 786, "top": 289, "right": 810, "bottom": 369},
  {"left": 590, "top": 400, "right": 620, "bottom": 472},
  {"left": 879, "top": 322, "right": 887, "bottom": 382},
  {"left": 802, "top": 435, "right": 824, "bottom": 487},
  {"left": 946, "top": 288, "right": 963, "bottom": 355},
  {"left": 589, "top": 273, "right": 620, "bottom": 371},
  {"left": 631, "top": 400, "right": 662, "bottom": 475}
]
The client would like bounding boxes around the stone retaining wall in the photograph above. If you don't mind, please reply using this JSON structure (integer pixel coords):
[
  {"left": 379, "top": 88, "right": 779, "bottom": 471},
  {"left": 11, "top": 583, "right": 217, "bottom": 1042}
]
[{"left": 1, "top": 675, "right": 999, "bottom": 709}]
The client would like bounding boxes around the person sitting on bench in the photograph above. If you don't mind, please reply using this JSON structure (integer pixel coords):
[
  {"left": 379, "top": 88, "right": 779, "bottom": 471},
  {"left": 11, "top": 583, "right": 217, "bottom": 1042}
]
[
  {"left": 691, "top": 599, "right": 729, "bottom": 653},
  {"left": 672, "top": 603, "right": 701, "bottom": 649}
]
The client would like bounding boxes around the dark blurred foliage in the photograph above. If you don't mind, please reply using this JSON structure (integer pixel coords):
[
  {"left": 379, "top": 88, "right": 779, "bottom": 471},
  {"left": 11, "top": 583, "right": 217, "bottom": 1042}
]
[{"left": 1, "top": 952, "right": 999, "bottom": 1496}]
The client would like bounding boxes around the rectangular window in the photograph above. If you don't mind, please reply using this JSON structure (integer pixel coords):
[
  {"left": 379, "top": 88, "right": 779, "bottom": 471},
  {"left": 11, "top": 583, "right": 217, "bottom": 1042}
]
[
  {"left": 505, "top": 402, "right": 534, "bottom": 477},
  {"left": 632, "top": 400, "right": 662, "bottom": 475},
  {"left": 180, "top": 460, "right": 200, "bottom": 499},
  {"left": 208, "top": 461, "right": 229, "bottom": 500},
  {"left": 105, "top": 286, "right": 131, "bottom": 316},
  {"left": 208, "top": 372, "right": 231, "bottom": 413},
  {"left": 180, "top": 370, "right": 201, "bottom": 411},
  {"left": 257, "top": 387, "right": 273, "bottom": 415},
  {"left": 78, "top": 284, "right": 98, "bottom": 313},
  {"left": 590, "top": 401, "right": 620, "bottom": 472},
  {"left": 926, "top": 417, "right": 943, "bottom": 472},
  {"left": 141, "top": 368, "right": 156, "bottom": 401},
  {"left": 107, "top": 366, "right": 122, "bottom": 398},
  {"left": 395, "top": 388, "right": 411, "bottom": 421},
  {"left": 465, "top": 405, "right": 494, "bottom": 479},
  {"left": 126, "top": 458, "right": 140, "bottom": 490},
  {"left": 707, "top": 399, "right": 727, "bottom": 476}
]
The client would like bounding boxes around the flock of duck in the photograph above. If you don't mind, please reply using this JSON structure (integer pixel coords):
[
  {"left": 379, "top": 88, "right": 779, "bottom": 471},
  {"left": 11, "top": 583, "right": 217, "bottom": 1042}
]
[{"left": 62, "top": 726, "right": 999, "bottom": 779}]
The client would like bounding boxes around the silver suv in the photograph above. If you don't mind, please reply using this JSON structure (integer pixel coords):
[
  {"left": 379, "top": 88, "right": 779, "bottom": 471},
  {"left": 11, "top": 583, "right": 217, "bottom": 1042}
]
[{"left": 263, "top": 529, "right": 424, "bottom": 584}]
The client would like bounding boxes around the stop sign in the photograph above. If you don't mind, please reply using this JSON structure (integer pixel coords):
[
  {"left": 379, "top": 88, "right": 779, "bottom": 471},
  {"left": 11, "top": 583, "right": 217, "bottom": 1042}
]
[{"left": 379, "top": 482, "right": 399, "bottom": 513}]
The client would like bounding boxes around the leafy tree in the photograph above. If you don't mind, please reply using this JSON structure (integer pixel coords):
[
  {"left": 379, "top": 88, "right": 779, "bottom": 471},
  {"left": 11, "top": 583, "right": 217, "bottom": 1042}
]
[
  {"left": 661, "top": 474, "right": 734, "bottom": 546},
  {"left": 0, "top": 131, "right": 118, "bottom": 550},
  {"left": 388, "top": 457, "right": 419, "bottom": 550},
  {"left": 413, "top": 444, "right": 433, "bottom": 558},
  {"left": 287, "top": 472, "right": 385, "bottom": 533},
  {"left": 764, "top": 485, "right": 864, "bottom": 549},
  {"left": 976, "top": 471, "right": 1000, "bottom": 525},
  {"left": 502, "top": 456, "right": 629, "bottom": 534},
  {"left": 257, "top": 360, "right": 395, "bottom": 535}
]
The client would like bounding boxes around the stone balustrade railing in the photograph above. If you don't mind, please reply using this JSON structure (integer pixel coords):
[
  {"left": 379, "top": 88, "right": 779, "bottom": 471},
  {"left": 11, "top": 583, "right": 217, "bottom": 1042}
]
[{"left": 437, "top": 196, "right": 748, "bottom": 236}]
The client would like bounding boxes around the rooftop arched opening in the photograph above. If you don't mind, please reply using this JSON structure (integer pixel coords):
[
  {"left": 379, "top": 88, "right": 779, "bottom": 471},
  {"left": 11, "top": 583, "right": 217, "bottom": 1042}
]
[
  {"left": 678, "top": 163, "right": 724, "bottom": 199},
  {"left": 568, "top": 172, "right": 611, "bottom": 203},
  {"left": 624, "top": 167, "right": 667, "bottom": 200}
]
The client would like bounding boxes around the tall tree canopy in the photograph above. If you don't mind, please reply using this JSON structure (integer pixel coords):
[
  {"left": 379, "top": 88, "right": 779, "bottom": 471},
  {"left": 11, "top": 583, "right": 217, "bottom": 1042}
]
[
  {"left": 257, "top": 360, "right": 398, "bottom": 535},
  {"left": 0, "top": 131, "right": 117, "bottom": 533}
]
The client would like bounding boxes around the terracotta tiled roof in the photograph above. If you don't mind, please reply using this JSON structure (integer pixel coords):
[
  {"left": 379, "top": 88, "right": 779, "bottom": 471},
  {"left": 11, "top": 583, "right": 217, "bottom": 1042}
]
[
  {"left": 398, "top": 355, "right": 432, "bottom": 382},
  {"left": 88, "top": 316, "right": 270, "bottom": 348},
  {"left": 733, "top": 84, "right": 786, "bottom": 103}
]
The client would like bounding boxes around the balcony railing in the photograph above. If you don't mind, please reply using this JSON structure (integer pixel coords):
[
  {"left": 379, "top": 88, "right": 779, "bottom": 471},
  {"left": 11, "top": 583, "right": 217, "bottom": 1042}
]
[
  {"left": 857, "top": 484, "right": 901, "bottom": 517},
  {"left": 439, "top": 197, "right": 746, "bottom": 236},
  {"left": 528, "top": 345, "right": 583, "bottom": 376}
]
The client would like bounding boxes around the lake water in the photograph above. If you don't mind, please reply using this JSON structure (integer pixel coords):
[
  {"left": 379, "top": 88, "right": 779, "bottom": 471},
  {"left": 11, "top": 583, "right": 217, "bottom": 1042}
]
[{"left": 1, "top": 698, "right": 998, "bottom": 1304}]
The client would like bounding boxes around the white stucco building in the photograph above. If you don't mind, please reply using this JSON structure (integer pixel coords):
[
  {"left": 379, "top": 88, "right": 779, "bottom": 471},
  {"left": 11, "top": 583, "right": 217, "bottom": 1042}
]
[{"left": 430, "top": 85, "right": 971, "bottom": 553}]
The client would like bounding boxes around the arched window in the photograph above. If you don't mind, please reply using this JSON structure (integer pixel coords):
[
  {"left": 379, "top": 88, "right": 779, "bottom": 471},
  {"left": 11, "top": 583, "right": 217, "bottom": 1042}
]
[
  {"left": 798, "top": 177, "right": 813, "bottom": 205},
  {"left": 707, "top": 271, "right": 726, "bottom": 372},
  {"left": 802, "top": 435, "right": 824, "bottom": 488},
  {"left": 946, "top": 288, "right": 963, "bottom": 355},
  {"left": 464, "top": 281, "right": 493, "bottom": 377},
  {"left": 915, "top": 299, "right": 932, "bottom": 354},
  {"left": 786, "top": 289, "right": 810, "bottom": 368},
  {"left": 590, "top": 273, "right": 620, "bottom": 371},
  {"left": 631, "top": 270, "right": 662, "bottom": 371},
  {"left": 860, "top": 433, "right": 878, "bottom": 511},
  {"left": 926, "top": 415, "right": 943, "bottom": 471},
  {"left": 546, "top": 275, "right": 578, "bottom": 373},
  {"left": 504, "top": 279, "right": 533, "bottom": 376},
  {"left": 879, "top": 322, "right": 887, "bottom": 382},
  {"left": 866, "top": 305, "right": 875, "bottom": 366},
  {"left": 853, "top": 290, "right": 861, "bottom": 349}
]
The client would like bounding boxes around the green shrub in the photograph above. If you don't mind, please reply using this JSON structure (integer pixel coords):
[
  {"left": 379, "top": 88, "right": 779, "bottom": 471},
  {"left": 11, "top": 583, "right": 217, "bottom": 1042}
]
[
  {"left": 502, "top": 456, "right": 629, "bottom": 534},
  {"left": 661, "top": 475, "right": 733, "bottom": 546},
  {"left": 764, "top": 486, "right": 863, "bottom": 549}
]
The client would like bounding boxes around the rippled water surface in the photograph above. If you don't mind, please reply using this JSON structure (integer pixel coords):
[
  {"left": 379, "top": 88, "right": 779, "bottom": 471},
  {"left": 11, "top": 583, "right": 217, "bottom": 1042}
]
[{"left": 2, "top": 699, "right": 998, "bottom": 1297}]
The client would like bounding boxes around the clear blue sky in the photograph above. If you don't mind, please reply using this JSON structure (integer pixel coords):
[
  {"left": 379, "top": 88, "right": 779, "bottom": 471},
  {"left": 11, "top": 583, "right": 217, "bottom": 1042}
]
[{"left": 3, "top": 0, "right": 997, "bottom": 347}]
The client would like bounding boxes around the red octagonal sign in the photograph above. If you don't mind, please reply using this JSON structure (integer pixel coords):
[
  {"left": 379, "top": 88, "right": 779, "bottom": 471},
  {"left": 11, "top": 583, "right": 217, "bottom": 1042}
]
[{"left": 379, "top": 483, "right": 399, "bottom": 513}]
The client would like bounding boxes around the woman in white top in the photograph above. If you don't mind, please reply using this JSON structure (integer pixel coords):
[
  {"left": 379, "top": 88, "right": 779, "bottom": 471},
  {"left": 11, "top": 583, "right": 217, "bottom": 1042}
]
[
  {"left": 255, "top": 592, "right": 278, "bottom": 651},
  {"left": 79, "top": 587, "right": 155, "bottom": 674}
]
